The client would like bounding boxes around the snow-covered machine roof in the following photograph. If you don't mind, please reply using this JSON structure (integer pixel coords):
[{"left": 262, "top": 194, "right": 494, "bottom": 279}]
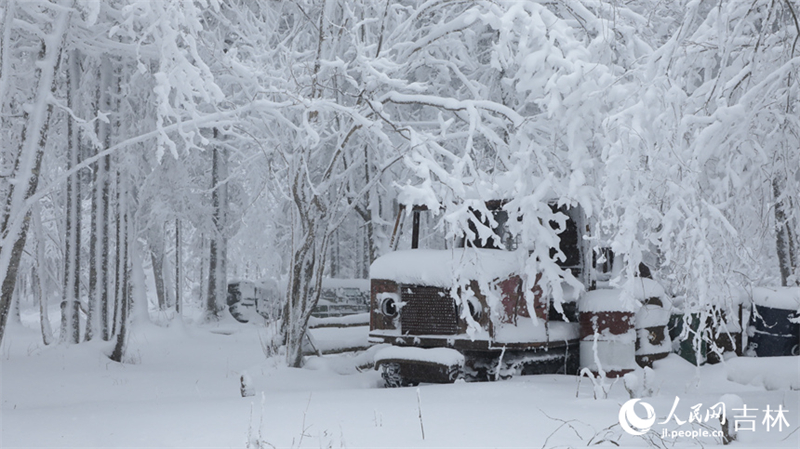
[{"left": 370, "top": 248, "right": 523, "bottom": 287}]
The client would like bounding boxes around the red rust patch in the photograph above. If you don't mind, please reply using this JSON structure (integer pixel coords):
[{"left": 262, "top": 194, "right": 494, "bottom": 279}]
[{"left": 579, "top": 311, "right": 634, "bottom": 338}]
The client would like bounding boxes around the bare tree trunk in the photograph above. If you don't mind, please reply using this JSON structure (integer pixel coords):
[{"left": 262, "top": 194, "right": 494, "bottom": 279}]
[
  {"left": 86, "top": 86, "right": 99, "bottom": 341},
  {"left": 60, "top": 49, "right": 82, "bottom": 344},
  {"left": 86, "top": 159, "right": 98, "bottom": 341},
  {"left": 774, "top": 176, "right": 799, "bottom": 286},
  {"left": 86, "top": 55, "right": 113, "bottom": 341},
  {"left": 200, "top": 236, "right": 207, "bottom": 313},
  {"left": 282, "top": 162, "right": 333, "bottom": 367},
  {"left": 11, "top": 270, "right": 23, "bottom": 326},
  {"left": 283, "top": 227, "right": 331, "bottom": 367},
  {"left": 111, "top": 166, "right": 122, "bottom": 337},
  {"left": 32, "top": 204, "right": 53, "bottom": 345},
  {"left": 0, "top": 1, "right": 15, "bottom": 120},
  {"left": 100, "top": 150, "right": 111, "bottom": 340},
  {"left": 33, "top": 265, "right": 52, "bottom": 344},
  {"left": 99, "top": 56, "right": 115, "bottom": 341},
  {"left": 330, "top": 227, "right": 339, "bottom": 278},
  {"left": 206, "top": 140, "right": 228, "bottom": 321},
  {"left": 175, "top": 218, "right": 181, "bottom": 315},
  {"left": 162, "top": 229, "right": 175, "bottom": 310},
  {"left": 355, "top": 144, "right": 376, "bottom": 279},
  {"left": 205, "top": 142, "right": 218, "bottom": 319},
  {"left": 110, "top": 173, "right": 130, "bottom": 362},
  {"left": 362, "top": 225, "right": 370, "bottom": 279},
  {"left": 364, "top": 155, "right": 378, "bottom": 272},
  {"left": 150, "top": 230, "right": 167, "bottom": 310}
]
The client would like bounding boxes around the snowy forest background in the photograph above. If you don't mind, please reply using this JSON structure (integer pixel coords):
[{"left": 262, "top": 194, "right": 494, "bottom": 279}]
[{"left": 1, "top": 0, "right": 799, "bottom": 368}]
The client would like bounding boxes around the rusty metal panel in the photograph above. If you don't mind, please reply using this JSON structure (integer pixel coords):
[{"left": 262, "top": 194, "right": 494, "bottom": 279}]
[
  {"left": 400, "top": 285, "right": 458, "bottom": 335},
  {"left": 370, "top": 279, "right": 398, "bottom": 331},
  {"left": 499, "top": 274, "right": 547, "bottom": 324},
  {"left": 579, "top": 311, "right": 635, "bottom": 337}
]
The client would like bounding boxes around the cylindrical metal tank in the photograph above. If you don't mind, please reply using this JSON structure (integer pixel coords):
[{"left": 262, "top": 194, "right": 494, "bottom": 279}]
[
  {"left": 746, "top": 287, "right": 800, "bottom": 357},
  {"left": 578, "top": 289, "right": 637, "bottom": 377},
  {"left": 630, "top": 278, "right": 672, "bottom": 368},
  {"left": 707, "top": 301, "right": 743, "bottom": 364},
  {"left": 668, "top": 294, "right": 744, "bottom": 365},
  {"left": 668, "top": 311, "right": 707, "bottom": 365}
]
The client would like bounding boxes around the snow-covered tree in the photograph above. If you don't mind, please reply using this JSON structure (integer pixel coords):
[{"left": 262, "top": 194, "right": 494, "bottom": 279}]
[
  {"left": 246, "top": 0, "right": 407, "bottom": 367},
  {"left": 604, "top": 0, "right": 800, "bottom": 311},
  {"left": 375, "top": 1, "right": 655, "bottom": 324},
  {"left": 0, "top": 0, "right": 72, "bottom": 347},
  {"left": 1, "top": 0, "right": 270, "bottom": 349}
]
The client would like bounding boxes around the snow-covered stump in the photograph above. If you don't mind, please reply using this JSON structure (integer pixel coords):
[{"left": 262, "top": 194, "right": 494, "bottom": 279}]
[
  {"left": 240, "top": 372, "right": 254, "bottom": 398},
  {"left": 746, "top": 287, "right": 800, "bottom": 357},
  {"left": 578, "top": 289, "right": 637, "bottom": 378}
]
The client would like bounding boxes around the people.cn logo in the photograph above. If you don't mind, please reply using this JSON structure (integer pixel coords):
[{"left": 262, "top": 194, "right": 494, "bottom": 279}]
[{"left": 619, "top": 399, "right": 657, "bottom": 435}]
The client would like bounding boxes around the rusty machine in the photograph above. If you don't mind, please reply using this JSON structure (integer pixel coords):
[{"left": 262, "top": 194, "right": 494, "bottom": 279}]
[{"left": 369, "top": 201, "right": 593, "bottom": 387}]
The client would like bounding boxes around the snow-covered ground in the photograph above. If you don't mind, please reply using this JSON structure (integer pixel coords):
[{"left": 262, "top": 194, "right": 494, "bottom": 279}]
[{"left": 2, "top": 318, "right": 798, "bottom": 448}]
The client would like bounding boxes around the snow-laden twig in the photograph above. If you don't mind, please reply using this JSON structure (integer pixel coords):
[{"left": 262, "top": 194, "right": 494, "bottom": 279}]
[
  {"left": 494, "top": 345, "right": 507, "bottom": 381},
  {"left": 294, "top": 393, "right": 314, "bottom": 448},
  {"left": 246, "top": 393, "right": 276, "bottom": 449},
  {"left": 538, "top": 410, "right": 587, "bottom": 449}
]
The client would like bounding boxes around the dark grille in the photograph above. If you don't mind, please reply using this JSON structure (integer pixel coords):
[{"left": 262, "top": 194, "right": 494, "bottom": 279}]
[{"left": 400, "top": 285, "right": 458, "bottom": 335}]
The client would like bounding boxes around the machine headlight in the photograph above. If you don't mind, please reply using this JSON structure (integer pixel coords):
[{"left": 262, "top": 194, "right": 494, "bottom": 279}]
[{"left": 379, "top": 294, "right": 399, "bottom": 317}]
